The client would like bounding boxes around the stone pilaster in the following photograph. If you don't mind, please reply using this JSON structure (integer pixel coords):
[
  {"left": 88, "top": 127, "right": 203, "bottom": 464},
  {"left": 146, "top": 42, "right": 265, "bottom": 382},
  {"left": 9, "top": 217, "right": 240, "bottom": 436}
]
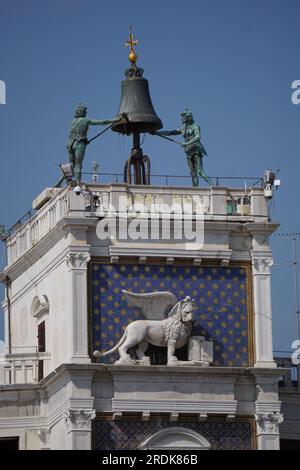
[
  {"left": 251, "top": 252, "right": 276, "bottom": 368},
  {"left": 65, "top": 249, "right": 91, "bottom": 363}
]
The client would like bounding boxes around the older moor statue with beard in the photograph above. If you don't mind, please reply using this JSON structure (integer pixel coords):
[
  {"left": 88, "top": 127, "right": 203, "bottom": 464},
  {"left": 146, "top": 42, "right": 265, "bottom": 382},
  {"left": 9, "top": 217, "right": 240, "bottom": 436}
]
[{"left": 56, "top": 103, "right": 124, "bottom": 186}]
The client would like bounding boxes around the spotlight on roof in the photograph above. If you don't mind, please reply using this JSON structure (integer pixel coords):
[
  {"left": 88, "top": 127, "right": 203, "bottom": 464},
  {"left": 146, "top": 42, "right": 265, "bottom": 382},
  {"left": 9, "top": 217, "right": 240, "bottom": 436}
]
[
  {"left": 73, "top": 185, "right": 82, "bottom": 196},
  {"left": 263, "top": 169, "right": 280, "bottom": 200}
]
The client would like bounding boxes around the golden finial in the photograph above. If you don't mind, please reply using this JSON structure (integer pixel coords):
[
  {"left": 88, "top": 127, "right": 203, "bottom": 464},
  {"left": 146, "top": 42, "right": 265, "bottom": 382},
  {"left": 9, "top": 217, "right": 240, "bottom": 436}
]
[{"left": 126, "top": 25, "right": 138, "bottom": 65}]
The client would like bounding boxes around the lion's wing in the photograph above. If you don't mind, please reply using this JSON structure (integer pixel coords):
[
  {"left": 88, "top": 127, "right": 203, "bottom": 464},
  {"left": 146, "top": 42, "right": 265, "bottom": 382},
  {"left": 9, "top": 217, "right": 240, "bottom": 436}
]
[{"left": 122, "top": 290, "right": 177, "bottom": 320}]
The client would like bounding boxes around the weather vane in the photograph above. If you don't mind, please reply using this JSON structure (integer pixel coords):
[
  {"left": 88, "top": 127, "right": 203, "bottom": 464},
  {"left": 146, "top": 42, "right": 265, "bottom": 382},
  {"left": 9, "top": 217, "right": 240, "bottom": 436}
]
[{"left": 126, "top": 25, "right": 138, "bottom": 65}]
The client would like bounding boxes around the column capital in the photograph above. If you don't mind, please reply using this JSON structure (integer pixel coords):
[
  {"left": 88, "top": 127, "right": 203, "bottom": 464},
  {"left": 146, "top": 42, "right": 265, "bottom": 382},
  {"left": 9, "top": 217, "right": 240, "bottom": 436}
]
[
  {"left": 65, "top": 409, "right": 96, "bottom": 431},
  {"left": 255, "top": 412, "right": 283, "bottom": 434},
  {"left": 251, "top": 253, "right": 273, "bottom": 275},
  {"left": 65, "top": 251, "right": 91, "bottom": 271}
]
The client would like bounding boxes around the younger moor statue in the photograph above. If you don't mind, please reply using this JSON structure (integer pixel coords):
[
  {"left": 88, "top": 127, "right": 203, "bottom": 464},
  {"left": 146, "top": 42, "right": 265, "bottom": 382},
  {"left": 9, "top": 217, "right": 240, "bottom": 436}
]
[
  {"left": 57, "top": 103, "right": 121, "bottom": 185},
  {"left": 156, "top": 109, "right": 213, "bottom": 187}
]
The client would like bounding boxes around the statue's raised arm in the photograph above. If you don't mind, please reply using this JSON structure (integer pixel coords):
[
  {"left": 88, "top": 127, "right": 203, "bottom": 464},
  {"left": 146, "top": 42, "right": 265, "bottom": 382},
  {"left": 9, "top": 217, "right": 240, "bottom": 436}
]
[
  {"left": 88, "top": 117, "right": 119, "bottom": 126},
  {"left": 154, "top": 128, "right": 181, "bottom": 137}
]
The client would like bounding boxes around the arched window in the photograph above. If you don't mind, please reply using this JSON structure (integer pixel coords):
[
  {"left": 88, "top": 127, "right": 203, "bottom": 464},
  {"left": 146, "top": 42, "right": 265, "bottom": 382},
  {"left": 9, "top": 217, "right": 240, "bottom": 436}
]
[{"left": 139, "top": 427, "right": 211, "bottom": 450}]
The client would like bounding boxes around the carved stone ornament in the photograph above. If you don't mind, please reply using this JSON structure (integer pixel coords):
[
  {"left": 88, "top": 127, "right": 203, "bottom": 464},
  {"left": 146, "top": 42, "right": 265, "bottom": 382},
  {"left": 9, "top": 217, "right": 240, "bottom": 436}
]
[
  {"left": 255, "top": 413, "right": 283, "bottom": 434},
  {"left": 65, "top": 409, "right": 96, "bottom": 431},
  {"left": 252, "top": 256, "right": 273, "bottom": 275},
  {"left": 65, "top": 252, "right": 91, "bottom": 270},
  {"left": 37, "top": 428, "right": 50, "bottom": 446},
  {"left": 31, "top": 295, "right": 50, "bottom": 319}
]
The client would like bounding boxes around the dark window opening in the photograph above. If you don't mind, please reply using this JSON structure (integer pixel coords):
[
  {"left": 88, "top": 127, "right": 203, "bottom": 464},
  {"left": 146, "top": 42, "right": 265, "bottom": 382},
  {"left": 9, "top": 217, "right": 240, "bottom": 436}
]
[
  {"left": 146, "top": 343, "right": 188, "bottom": 365},
  {"left": 38, "top": 321, "right": 46, "bottom": 381},
  {"left": 291, "top": 366, "right": 298, "bottom": 387},
  {"left": 38, "top": 321, "right": 46, "bottom": 352},
  {"left": 0, "top": 437, "right": 19, "bottom": 450},
  {"left": 127, "top": 343, "right": 188, "bottom": 365},
  {"left": 280, "top": 439, "right": 300, "bottom": 450}
]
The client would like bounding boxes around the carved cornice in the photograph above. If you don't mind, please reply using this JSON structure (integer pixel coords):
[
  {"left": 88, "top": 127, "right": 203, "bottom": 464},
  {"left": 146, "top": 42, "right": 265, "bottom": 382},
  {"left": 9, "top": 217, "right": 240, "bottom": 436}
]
[
  {"left": 255, "top": 413, "right": 283, "bottom": 434},
  {"left": 109, "top": 245, "right": 233, "bottom": 260},
  {"left": 111, "top": 398, "right": 237, "bottom": 415},
  {"left": 65, "top": 409, "right": 96, "bottom": 431}
]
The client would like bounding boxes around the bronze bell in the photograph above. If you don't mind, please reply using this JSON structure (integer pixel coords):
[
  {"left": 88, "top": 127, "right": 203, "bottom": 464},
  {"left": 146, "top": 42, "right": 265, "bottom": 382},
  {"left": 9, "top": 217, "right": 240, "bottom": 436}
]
[
  {"left": 112, "top": 27, "right": 163, "bottom": 185},
  {"left": 111, "top": 66, "right": 163, "bottom": 134}
]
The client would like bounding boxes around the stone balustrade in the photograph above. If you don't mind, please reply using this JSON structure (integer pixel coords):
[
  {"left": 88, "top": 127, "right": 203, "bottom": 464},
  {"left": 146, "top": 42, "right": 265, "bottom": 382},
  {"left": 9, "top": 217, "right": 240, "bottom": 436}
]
[
  {"left": 0, "top": 352, "right": 51, "bottom": 385},
  {"left": 5, "top": 184, "right": 268, "bottom": 265}
]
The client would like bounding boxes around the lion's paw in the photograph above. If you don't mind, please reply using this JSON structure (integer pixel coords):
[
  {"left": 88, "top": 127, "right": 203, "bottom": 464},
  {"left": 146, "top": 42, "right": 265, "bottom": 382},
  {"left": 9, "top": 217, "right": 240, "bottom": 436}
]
[
  {"left": 114, "top": 357, "right": 135, "bottom": 365},
  {"left": 167, "top": 357, "right": 178, "bottom": 366}
]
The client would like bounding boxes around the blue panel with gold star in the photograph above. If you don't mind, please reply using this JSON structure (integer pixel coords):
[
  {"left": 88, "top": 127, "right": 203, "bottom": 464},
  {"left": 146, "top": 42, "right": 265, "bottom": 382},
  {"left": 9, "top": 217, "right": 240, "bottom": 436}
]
[{"left": 91, "top": 263, "right": 250, "bottom": 366}]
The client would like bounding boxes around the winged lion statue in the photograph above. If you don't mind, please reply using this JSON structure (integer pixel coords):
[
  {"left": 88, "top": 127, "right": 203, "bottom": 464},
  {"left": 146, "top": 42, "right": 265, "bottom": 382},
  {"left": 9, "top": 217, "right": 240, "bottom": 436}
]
[{"left": 93, "top": 290, "right": 196, "bottom": 365}]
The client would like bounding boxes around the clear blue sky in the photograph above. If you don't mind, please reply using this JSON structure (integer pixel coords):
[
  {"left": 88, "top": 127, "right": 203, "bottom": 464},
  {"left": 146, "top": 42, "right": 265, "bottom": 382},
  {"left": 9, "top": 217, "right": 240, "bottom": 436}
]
[{"left": 0, "top": 0, "right": 299, "bottom": 353}]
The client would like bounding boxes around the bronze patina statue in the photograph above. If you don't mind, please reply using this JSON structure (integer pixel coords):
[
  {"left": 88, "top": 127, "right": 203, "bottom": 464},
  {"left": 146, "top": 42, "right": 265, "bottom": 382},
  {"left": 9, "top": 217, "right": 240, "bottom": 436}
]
[
  {"left": 156, "top": 110, "right": 212, "bottom": 187},
  {"left": 57, "top": 103, "right": 121, "bottom": 186}
]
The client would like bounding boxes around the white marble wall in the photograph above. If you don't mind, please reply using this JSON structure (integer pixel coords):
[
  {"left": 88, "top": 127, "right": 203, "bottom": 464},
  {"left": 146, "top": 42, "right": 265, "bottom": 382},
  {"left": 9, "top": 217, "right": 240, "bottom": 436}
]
[{"left": 0, "top": 185, "right": 283, "bottom": 449}]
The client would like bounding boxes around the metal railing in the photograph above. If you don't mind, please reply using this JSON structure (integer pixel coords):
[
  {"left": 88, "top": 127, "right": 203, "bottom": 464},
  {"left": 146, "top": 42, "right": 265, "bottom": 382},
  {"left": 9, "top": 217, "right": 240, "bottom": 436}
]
[{"left": 81, "top": 171, "right": 263, "bottom": 188}]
